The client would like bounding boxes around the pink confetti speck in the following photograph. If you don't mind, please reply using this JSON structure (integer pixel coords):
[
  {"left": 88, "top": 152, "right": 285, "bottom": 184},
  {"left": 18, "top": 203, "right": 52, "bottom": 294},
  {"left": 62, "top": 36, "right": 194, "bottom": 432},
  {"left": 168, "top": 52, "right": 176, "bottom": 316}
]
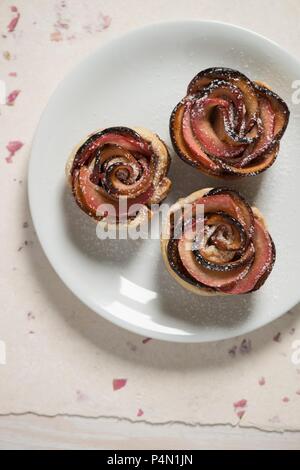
[
  {"left": 85, "top": 13, "right": 112, "bottom": 34},
  {"left": 273, "top": 332, "right": 282, "bottom": 343},
  {"left": 234, "top": 399, "right": 247, "bottom": 409},
  {"left": 6, "top": 89, "right": 20, "bottom": 106},
  {"left": 6, "top": 155, "right": 13, "bottom": 164},
  {"left": 7, "top": 140, "right": 23, "bottom": 155},
  {"left": 239, "top": 339, "right": 252, "bottom": 354},
  {"left": 9, "top": 72, "right": 17, "bottom": 77},
  {"left": 282, "top": 397, "right": 290, "bottom": 403},
  {"left": 55, "top": 19, "right": 69, "bottom": 30},
  {"left": 234, "top": 399, "right": 247, "bottom": 419},
  {"left": 237, "top": 410, "right": 245, "bottom": 419},
  {"left": 7, "top": 7, "right": 20, "bottom": 33},
  {"left": 113, "top": 379, "right": 127, "bottom": 391},
  {"left": 259, "top": 377, "right": 266, "bottom": 386},
  {"left": 137, "top": 408, "right": 144, "bottom": 417},
  {"left": 101, "top": 14, "right": 111, "bottom": 30},
  {"left": 76, "top": 390, "right": 88, "bottom": 402},
  {"left": 228, "top": 345, "right": 237, "bottom": 358},
  {"left": 5, "top": 140, "right": 24, "bottom": 163},
  {"left": 269, "top": 415, "right": 280, "bottom": 424},
  {"left": 126, "top": 341, "right": 137, "bottom": 352},
  {"left": 50, "top": 31, "right": 63, "bottom": 42},
  {"left": 142, "top": 337, "right": 152, "bottom": 344}
]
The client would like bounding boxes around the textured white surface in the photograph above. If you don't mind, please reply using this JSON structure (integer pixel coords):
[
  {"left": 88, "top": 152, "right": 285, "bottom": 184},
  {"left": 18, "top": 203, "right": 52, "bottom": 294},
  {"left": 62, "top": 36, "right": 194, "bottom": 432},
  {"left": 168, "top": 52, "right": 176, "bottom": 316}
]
[{"left": 1, "top": 0, "right": 300, "bottom": 448}]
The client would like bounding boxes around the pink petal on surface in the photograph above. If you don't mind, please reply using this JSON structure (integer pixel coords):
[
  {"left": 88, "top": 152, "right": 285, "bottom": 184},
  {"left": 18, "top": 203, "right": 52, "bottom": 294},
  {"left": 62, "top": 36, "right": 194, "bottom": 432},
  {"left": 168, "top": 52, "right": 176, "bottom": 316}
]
[
  {"left": 11, "top": 6, "right": 18, "bottom": 12},
  {"left": 7, "top": 140, "right": 23, "bottom": 155},
  {"left": 101, "top": 14, "right": 111, "bottom": 30},
  {"left": 282, "top": 397, "right": 290, "bottom": 403},
  {"left": 5, "top": 140, "right": 24, "bottom": 163},
  {"left": 269, "top": 415, "right": 280, "bottom": 424},
  {"left": 113, "top": 379, "right": 127, "bottom": 391},
  {"left": 259, "top": 377, "right": 266, "bottom": 386},
  {"left": 7, "top": 9, "right": 20, "bottom": 33},
  {"left": 8, "top": 72, "right": 17, "bottom": 77},
  {"left": 273, "top": 332, "right": 282, "bottom": 343},
  {"left": 142, "top": 337, "right": 152, "bottom": 344},
  {"left": 239, "top": 339, "right": 252, "bottom": 354},
  {"left": 137, "top": 408, "right": 144, "bottom": 417},
  {"left": 6, "top": 89, "right": 20, "bottom": 105},
  {"left": 5, "top": 155, "right": 14, "bottom": 164},
  {"left": 76, "top": 390, "right": 88, "bottom": 402},
  {"left": 228, "top": 345, "right": 237, "bottom": 358},
  {"left": 50, "top": 31, "right": 63, "bottom": 42},
  {"left": 233, "top": 399, "right": 247, "bottom": 409},
  {"left": 54, "top": 19, "right": 69, "bottom": 30}
]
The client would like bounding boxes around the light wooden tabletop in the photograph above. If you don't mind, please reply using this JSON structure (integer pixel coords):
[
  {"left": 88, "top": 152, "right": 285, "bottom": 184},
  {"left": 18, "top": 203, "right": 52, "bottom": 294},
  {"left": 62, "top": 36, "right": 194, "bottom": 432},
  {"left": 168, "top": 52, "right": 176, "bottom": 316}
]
[{"left": 0, "top": 414, "right": 300, "bottom": 450}]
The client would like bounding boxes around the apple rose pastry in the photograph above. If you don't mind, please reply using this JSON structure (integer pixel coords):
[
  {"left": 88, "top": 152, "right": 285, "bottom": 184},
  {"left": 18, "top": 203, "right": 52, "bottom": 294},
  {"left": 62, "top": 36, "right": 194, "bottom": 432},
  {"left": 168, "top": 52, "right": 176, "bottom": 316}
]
[
  {"left": 170, "top": 67, "right": 289, "bottom": 178},
  {"left": 161, "top": 188, "right": 276, "bottom": 295},
  {"left": 66, "top": 127, "right": 171, "bottom": 226}
]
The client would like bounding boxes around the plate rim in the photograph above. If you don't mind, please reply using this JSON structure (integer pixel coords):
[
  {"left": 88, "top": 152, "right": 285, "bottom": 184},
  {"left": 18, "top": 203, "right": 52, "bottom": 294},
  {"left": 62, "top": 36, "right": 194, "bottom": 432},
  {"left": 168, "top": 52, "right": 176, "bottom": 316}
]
[{"left": 28, "top": 19, "right": 300, "bottom": 343}]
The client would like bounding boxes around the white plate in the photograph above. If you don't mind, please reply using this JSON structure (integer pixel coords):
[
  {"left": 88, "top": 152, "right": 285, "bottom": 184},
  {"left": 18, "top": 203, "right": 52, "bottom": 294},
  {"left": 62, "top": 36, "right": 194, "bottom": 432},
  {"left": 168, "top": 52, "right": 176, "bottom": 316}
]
[{"left": 29, "top": 20, "right": 300, "bottom": 343}]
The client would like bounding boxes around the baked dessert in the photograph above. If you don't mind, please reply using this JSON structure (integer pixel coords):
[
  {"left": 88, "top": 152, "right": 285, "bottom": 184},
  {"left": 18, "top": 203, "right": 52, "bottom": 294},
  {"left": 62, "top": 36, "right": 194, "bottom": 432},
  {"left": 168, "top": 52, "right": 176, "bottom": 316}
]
[
  {"left": 66, "top": 126, "right": 172, "bottom": 226},
  {"left": 161, "top": 188, "right": 276, "bottom": 295},
  {"left": 170, "top": 67, "right": 289, "bottom": 178}
]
